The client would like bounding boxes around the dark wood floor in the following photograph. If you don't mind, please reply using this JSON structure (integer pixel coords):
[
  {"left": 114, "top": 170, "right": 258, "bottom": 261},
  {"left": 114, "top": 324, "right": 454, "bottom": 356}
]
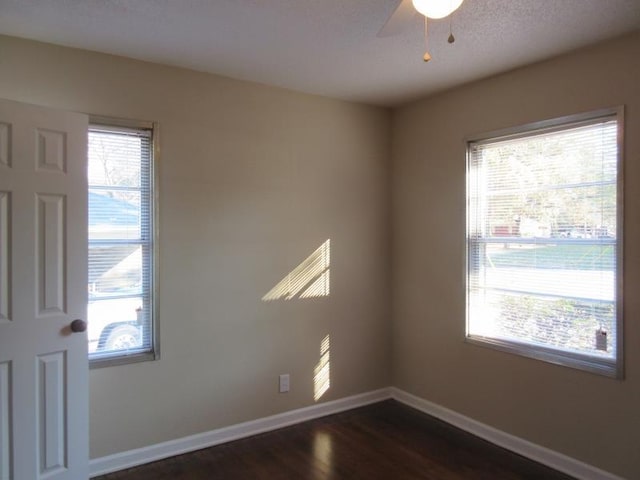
[{"left": 95, "top": 400, "right": 575, "bottom": 480}]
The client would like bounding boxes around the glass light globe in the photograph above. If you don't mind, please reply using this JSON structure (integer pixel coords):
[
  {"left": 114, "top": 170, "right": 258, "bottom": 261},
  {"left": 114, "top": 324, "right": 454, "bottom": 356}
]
[{"left": 412, "top": 0, "right": 464, "bottom": 19}]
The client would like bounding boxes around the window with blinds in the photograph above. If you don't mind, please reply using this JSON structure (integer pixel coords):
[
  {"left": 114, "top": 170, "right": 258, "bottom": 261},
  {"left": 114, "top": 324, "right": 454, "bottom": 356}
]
[
  {"left": 88, "top": 120, "right": 157, "bottom": 366},
  {"left": 466, "top": 109, "right": 622, "bottom": 377}
]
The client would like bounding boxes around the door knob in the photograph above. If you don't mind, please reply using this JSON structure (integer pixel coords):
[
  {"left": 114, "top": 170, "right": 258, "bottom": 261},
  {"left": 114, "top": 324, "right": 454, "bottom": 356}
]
[{"left": 70, "top": 319, "right": 87, "bottom": 333}]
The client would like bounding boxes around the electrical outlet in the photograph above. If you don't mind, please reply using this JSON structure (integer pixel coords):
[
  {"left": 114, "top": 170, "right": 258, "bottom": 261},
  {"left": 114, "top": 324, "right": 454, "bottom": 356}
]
[{"left": 279, "top": 374, "right": 290, "bottom": 393}]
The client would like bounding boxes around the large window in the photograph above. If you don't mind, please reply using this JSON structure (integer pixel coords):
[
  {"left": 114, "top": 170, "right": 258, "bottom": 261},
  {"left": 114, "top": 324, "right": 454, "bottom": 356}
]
[
  {"left": 88, "top": 118, "right": 158, "bottom": 366},
  {"left": 466, "top": 109, "right": 622, "bottom": 377}
]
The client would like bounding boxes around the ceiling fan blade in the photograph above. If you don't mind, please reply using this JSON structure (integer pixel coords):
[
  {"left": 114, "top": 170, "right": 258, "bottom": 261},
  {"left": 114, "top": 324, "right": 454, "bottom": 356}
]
[{"left": 377, "top": 0, "right": 417, "bottom": 38}]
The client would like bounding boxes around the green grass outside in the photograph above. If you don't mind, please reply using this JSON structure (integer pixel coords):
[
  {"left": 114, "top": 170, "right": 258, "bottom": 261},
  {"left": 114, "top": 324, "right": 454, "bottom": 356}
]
[{"left": 488, "top": 244, "right": 615, "bottom": 270}]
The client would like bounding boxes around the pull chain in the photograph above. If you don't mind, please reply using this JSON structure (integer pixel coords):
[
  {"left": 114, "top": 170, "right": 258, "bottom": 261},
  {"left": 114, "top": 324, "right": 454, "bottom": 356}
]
[
  {"left": 423, "top": 16, "right": 431, "bottom": 62},
  {"left": 448, "top": 8, "right": 456, "bottom": 43},
  {"left": 447, "top": 3, "right": 456, "bottom": 43}
]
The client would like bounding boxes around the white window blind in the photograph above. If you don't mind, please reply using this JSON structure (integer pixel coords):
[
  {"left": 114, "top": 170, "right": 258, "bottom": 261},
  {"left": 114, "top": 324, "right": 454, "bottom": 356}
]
[
  {"left": 466, "top": 111, "right": 622, "bottom": 376},
  {"left": 88, "top": 122, "right": 156, "bottom": 365}
]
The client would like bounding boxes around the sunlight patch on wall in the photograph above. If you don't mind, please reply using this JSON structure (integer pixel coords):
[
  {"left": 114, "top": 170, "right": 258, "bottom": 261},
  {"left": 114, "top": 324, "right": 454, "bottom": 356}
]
[
  {"left": 313, "top": 334, "right": 331, "bottom": 402},
  {"left": 262, "top": 239, "right": 330, "bottom": 302}
]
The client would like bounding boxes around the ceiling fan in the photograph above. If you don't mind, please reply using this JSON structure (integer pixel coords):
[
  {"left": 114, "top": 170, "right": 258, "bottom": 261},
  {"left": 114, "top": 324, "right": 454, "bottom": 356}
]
[{"left": 378, "top": 0, "right": 464, "bottom": 62}]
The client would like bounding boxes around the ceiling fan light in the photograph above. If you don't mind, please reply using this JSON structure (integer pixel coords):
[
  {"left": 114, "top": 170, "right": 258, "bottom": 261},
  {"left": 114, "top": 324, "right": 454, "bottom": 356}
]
[{"left": 412, "top": 0, "right": 464, "bottom": 19}]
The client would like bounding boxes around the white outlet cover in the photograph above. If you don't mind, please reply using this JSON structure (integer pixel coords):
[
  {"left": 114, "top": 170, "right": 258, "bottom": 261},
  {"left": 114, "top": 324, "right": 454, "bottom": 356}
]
[{"left": 279, "top": 374, "right": 290, "bottom": 393}]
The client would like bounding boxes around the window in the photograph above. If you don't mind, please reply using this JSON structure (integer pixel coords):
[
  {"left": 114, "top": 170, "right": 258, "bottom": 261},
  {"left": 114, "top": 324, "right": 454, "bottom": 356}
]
[
  {"left": 466, "top": 109, "right": 622, "bottom": 377},
  {"left": 87, "top": 118, "right": 158, "bottom": 367}
]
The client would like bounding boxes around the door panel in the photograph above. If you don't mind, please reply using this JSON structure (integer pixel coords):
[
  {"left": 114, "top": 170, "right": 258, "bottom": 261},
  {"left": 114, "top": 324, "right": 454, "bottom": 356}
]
[
  {"left": 36, "top": 129, "right": 67, "bottom": 173},
  {"left": 0, "top": 98, "right": 88, "bottom": 480},
  {"left": 0, "top": 122, "right": 10, "bottom": 167},
  {"left": 0, "top": 192, "right": 8, "bottom": 323},
  {"left": 37, "top": 352, "right": 66, "bottom": 475},
  {"left": 0, "top": 361, "right": 10, "bottom": 480},
  {"left": 37, "top": 194, "right": 67, "bottom": 315}
]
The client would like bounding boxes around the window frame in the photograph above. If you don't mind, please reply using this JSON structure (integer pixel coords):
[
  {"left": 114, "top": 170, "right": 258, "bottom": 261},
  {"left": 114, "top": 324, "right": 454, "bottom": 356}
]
[
  {"left": 88, "top": 115, "right": 160, "bottom": 369},
  {"left": 465, "top": 107, "right": 624, "bottom": 378}
]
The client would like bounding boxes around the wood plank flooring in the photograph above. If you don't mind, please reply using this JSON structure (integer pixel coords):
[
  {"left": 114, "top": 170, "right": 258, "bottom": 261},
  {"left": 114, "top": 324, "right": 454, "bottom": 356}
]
[{"left": 95, "top": 400, "right": 575, "bottom": 480}]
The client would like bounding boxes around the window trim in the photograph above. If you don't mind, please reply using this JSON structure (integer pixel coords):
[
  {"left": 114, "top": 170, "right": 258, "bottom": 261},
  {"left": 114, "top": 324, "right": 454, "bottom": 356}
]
[
  {"left": 464, "top": 107, "right": 624, "bottom": 378},
  {"left": 88, "top": 115, "right": 160, "bottom": 369}
]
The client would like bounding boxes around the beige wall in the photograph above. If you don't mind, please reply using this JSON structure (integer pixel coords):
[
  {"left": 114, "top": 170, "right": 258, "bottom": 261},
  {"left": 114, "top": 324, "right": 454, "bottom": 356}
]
[
  {"left": 0, "top": 35, "right": 392, "bottom": 458},
  {"left": 3, "top": 28, "right": 639, "bottom": 478},
  {"left": 391, "top": 32, "right": 640, "bottom": 479}
]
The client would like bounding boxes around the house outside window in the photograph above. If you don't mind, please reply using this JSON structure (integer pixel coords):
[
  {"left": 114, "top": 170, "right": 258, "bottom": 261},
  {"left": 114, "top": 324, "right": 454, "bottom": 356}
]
[
  {"left": 466, "top": 108, "right": 623, "bottom": 377},
  {"left": 88, "top": 118, "right": 158, "bottom": 367}
]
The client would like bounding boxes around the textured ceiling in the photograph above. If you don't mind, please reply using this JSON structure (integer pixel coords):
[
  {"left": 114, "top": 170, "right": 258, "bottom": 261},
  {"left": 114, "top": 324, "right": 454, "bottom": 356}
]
[{"left": 0, "top": 0, "right": 639, "bottom": 106}]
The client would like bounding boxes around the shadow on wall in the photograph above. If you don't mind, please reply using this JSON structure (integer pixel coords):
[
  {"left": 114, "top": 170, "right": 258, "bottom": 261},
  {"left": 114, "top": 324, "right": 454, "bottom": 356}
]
[{"left": 262, "top": 239, "right": 330, "bottom": 301}]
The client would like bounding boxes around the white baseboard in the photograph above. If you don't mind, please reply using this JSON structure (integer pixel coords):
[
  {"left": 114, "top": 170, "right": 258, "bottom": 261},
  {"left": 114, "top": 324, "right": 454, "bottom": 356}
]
[
  {"left": 91, "top": 386, "right": 623, "bottom": 480},
  {"left": 89, "top": 388, "right": 392, "bottom": 477},
  {"left": 390, "top": 387, "right": 624, "bottom": 480}
]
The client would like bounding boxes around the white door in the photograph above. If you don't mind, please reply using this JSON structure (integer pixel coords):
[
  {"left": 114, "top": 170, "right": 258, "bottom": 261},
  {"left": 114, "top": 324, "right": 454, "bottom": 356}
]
[{"left": 0, "top": 98, "right": 88, "bottom": 479}]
